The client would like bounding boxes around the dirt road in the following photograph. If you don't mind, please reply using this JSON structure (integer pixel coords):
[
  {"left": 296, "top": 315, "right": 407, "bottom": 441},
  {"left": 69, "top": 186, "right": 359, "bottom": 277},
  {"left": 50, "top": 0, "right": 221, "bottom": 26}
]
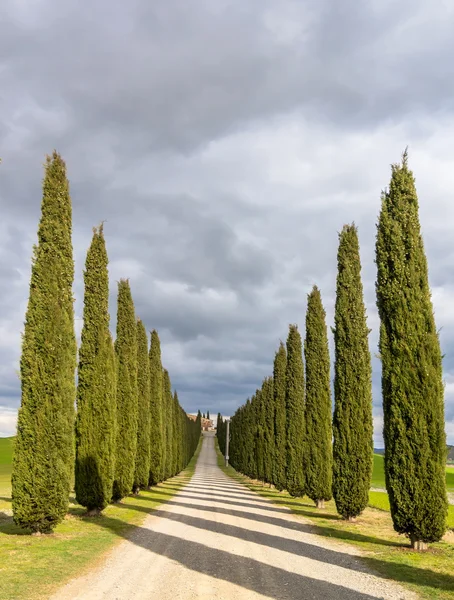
[{"left": 52, "top": 434, "right": 414, "bottom": 600}]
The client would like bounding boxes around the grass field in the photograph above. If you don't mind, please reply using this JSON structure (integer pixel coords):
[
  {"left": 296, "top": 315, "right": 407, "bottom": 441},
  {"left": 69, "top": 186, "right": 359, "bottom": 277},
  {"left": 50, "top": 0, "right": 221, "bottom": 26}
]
[
  {"left": 372, "top": 453, "right": 454, "bottom": 492},
  {"left": 446, "top": 466, "right": 454, "bottom": 492},
  {"left": 217, "top": 444, "right": 454, "bottom": 600},
  {"left": 0, "top": 437, "right": 201, "bottom": 600},
  {"left": 0, "top": 437, "right": 14, "bottom": 499}
]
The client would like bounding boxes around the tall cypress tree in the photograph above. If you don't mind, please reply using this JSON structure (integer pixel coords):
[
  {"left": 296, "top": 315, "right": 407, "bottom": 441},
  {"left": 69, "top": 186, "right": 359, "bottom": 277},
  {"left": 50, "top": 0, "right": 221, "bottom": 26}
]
[
  {"left": 149, "top": 330, "right": 163, "bottom": 485},
  {"left": 285, "top": 324, "right": 305, "bottom": 497},
  {"left": 12, "top": 152, "right": 76, "bottom": 533},
  {"left": 304, "top": 286, "right": 332, "bottom": 508},
  {"left": 172, "top": 391, "right": 180, "bottom": 476},
  {"left": 263, "top": 376, "right": 275, "bottom": 485},
  {"left": 254, "top": 389, "right": 265, "bottom": 482},
  {"left": 112, "top": 280, "right": 138, "bottom": 501},
  {"left": 75, "top": 225, "right": 116, "bottom": 514},
  {"left": 376, "top": 152, "right": 447, "bottom": 548},
  {"left": 163, "top": 369, "right": 173, "bottom": 480},
  {"left": 273, "top": 342, "right": 287, "bottom": 491},
  {"left": 332, "top": 224, "right": 373, "bottom": 520},
  {"left": 133, "top": 319, "right": 151, "bottom": 492}
]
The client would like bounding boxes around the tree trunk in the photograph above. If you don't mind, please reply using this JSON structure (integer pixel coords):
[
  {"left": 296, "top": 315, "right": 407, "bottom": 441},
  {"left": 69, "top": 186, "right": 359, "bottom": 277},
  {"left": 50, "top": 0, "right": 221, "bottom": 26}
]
[
  {"left": 86, "top": 507, "right": 101, "bottom": 517},
  {"left": 347, "top": 515, "right": 356, "bottom": 522},
  {"left": 410, "top": 535, "right": 428, "bottom": 551},
  {"left": 316, "top": 499, "right": 325, "bottom": 509}
]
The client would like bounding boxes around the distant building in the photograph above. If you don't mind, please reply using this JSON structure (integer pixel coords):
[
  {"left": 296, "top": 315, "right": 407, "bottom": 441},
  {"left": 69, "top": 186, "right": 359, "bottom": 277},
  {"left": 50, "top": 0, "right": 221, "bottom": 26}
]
[{"left": 187, "top": 413, "right": 214, "bottom": 431}]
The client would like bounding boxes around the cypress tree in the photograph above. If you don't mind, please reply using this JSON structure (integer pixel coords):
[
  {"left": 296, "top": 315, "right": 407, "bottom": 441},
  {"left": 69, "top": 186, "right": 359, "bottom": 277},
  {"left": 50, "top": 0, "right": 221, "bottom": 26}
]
[
  {"left": 148, "top": 330, "right": 163, "bottom": 485},
  {"left": 376, "top": 152, "right": 447, "bottom": 548},
  {"left": 112, "top": 280, "right": 138, "bottom": 501},
  {"left": 163, "top": 369, "right": 173, "bottom": 480},
  {"left": 75, "top": 225, "right": 116, "bottom": 514},
  {"left": 173, "top": 391, "right": 180, "bottom": 476},
  {"left": 332, "top": 224, "right": 373, "bottom": 520},
  {"left": 285, "top": 324, "right": 305, "bottom": 497},
  {"left": 273, "top": 342, "right": 287, "bottom": 491},
  {"left": 12, "top": 152, "right": 76, "bottom": 533},
  {"left": 207, "top": 410, "right": 210, "bottom": 421},
  {"left": 263, "top": 376, "right": 275, "bottom": 485},
  {"left": 304, "top": 286, "right": 332, "bottom": 508},
  {"left": 133, "top": 319, "right": 151, "bottom": 492},
  {"left": 254, "top": 389, "right": 265, "bottom": 482}
]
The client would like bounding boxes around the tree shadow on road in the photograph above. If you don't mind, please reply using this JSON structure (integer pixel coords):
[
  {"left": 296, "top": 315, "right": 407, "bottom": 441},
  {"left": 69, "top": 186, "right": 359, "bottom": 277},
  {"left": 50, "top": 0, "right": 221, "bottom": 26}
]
[
  {"left": 89, "top": 505, "right": 454, "bottom": 597},
  {"left": 136, "top": 496, "right": 402, "bottom": 548},
  {"left": 88, "top": 511, "right": 380, "bottom": 600}
]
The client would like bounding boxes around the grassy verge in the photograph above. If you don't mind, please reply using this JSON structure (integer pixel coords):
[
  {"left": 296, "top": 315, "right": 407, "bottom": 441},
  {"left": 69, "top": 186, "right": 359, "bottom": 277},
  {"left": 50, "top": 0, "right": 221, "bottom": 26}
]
[
  {"left": 0, "top": 437, "right": 201, "bottom": 600},
  {"left": 215, "top": 443, "right": 454, "bottom": 600}
]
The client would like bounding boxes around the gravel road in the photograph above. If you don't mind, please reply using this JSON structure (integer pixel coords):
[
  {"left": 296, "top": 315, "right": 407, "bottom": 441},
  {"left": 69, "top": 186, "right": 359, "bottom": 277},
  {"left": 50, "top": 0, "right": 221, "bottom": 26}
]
[{"left": 52, "top": 434, "right": 415, "bottom": 600}]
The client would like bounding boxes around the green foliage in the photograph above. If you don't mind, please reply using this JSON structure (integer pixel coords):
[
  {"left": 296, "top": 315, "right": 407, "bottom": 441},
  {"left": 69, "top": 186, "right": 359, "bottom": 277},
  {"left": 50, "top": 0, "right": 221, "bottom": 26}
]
[
  {"left": 75, "top": 226, "right": 116, "bottom": 512},
  {"left": 172, "top": 392, "right": 179, "bottom": 477},
  {"left": 332, "top": 224, "right": 373, "bottom": 519},
  {"left": 254, "top": 389, "right": 265, "bottom": 482},
  {"left": 162, "top": 369, "right": 173, "bottom": 480},
  {"left": 12, "top": 152, "right": 76, "bottom": 533},
  {"left": 304, "top": 286, "right": 332, "bottom": 505},
  {"left": 376, "top": 152, "right": 448, "bottom": 544},
  {"left": 285, "top": 324, "right": 305, "bottom": 497},
  {"left": 112, "top": 280, "right": 138, "bottom": 502},
  {"left": 133, "top": 320, "right": 151, "bottom": 492},
  {"left": 207, "top": 410, "right": 210, "bottom": 421},
  {"left": 216, "top": 413, "right": 226, "bottom": 455},
  {"left": 273, "top": 342, "right": 287, "bottom": 491},
  {"left": 148, "top": 330, "right": 163, "bottom": 485},
  {"left": 262, "top": 376, "right": 275, "bottom": 484}
]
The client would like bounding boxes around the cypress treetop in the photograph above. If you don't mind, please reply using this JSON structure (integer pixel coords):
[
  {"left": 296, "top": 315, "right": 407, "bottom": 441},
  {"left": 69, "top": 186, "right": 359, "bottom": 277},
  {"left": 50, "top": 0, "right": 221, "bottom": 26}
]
[
  {"left": 112, "top": 279, "right": 138, "bottom": 501},
  {"left": 75, "top": 225, "right": 116, "bottom": 514},
  {"left": 12, "top": 152, "right": 76, "bottom": 533},
  {"left": 304, "top": 286, "right": 332, "bottom": 508},
  {"left": 332, "top": 224, "right": 373, "bottom": 520},
  {"left": 149, "top": 330, "right": 163, "bottom": 485},
  {"left": 376, "top": 152, "right": 447, "bottom": 547},
  {"left": 273, "top": 342, "right": 287, "bottom": 491},
  {"left": 133, "top": 319, "right": 151, "bottom": 492},
  {"left": 285, "top": 324, "right": 305, "bottom": 497}
]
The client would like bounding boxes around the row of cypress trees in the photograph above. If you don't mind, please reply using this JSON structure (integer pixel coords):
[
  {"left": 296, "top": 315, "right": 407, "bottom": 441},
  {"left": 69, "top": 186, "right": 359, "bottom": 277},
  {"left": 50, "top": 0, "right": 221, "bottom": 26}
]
[
  {"left": 229, "top": 234, "right": 370, "bottom": 517},
  {"left": 12, "top": 152, "right": 201, "bottom": 533},
  {"left": 216, "top": 413, "right": 227, "bottom": 455},
  {"left": 229, "top": 152, "right": 448, "bottom": 548}
]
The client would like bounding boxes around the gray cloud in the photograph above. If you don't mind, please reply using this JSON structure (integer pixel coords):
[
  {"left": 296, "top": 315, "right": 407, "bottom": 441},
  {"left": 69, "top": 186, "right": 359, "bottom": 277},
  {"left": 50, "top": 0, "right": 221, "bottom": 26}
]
[{"left": 1, "top": 0, "right": 454, "bottom": 442}]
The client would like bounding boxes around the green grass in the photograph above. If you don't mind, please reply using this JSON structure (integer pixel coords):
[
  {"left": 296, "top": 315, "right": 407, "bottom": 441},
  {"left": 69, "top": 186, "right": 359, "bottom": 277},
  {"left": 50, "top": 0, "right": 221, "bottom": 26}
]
[
  {"left": 218, "top": 445, "right": 454, "bottom": 600},
  {"left": 0, "top": 437, "right": 14, "bottom": 500},
  {"left": 372, "top": 453, "right": 454, "bottom": 492},
  {"left": 371, "top": 454, "right": 386, "bottom": 488},
  {"left": 446, "top": 466, "right": 454, "bottom": 492},
  {"left": 369, "top": 491, "right": 454, "bottom": 529},
  {"left": 0, "top": 438, "right": 201, "bottom": 600}
]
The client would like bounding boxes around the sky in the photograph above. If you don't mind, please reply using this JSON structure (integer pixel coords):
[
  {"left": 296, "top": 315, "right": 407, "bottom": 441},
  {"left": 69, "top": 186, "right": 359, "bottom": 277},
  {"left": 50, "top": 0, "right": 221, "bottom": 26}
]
[{"left": 1, "top": 0, "right": 454, "bottom": 445}]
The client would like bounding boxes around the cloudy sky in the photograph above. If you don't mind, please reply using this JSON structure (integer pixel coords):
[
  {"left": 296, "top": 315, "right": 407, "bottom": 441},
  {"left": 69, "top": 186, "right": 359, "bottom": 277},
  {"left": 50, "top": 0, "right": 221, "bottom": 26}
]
[{"left": 1, "top": 1, "right": 454, "bottom": 444}]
